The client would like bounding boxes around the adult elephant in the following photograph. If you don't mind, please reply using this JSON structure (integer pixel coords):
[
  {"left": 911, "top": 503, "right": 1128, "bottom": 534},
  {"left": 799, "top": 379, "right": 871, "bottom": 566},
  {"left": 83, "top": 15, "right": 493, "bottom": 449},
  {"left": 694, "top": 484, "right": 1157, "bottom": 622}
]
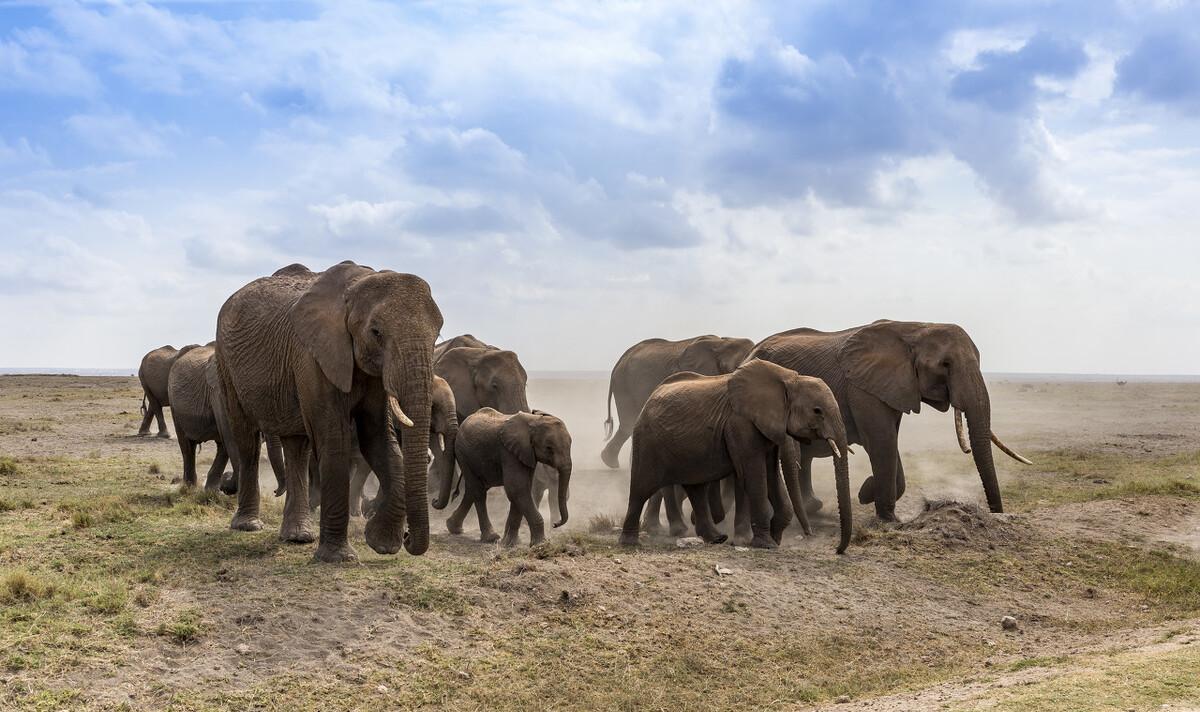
[
  {"left": 749, "top": 320, "right": 1032, "bottom": 522},
  {"left": 601, "top": 335, "right": 754, "bottom": 468},
  {"left": 167, "top": 343, "right": 286, "bottom": 492},
  {"left": 434, "top": 345, "right": 530, "bottom": 420},
  {"left": 433, "top": 334, "right": 493, "bottom": 362},
  {"left": 216, "top": 261, "right": 442, "bottom": 562},
  {"left": 620, "top": 359, "right": 851, "bottom": 552},
  {"left": 137, "top": 345, "right": 195, "bottom": 438}
]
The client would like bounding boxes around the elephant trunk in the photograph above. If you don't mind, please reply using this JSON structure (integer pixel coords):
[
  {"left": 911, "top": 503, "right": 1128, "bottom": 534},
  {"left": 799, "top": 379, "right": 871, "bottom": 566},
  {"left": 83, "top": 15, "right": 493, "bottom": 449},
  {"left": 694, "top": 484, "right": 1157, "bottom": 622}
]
[
  {"left": 553, "top": 460, "right": 571, "bottom": 528},
  {"left": 778, "top": 439, "right": 812, "bottom": 536},
  {"left": 431, "top": 416, "right": 458, "bottom": 510},
  {"left": 833, "top": 445, "right": 852, "bottom": 554},
  {"left": 372, "top": 342, "right": 433, "bottom": 555},
  {"left": 958, "top": 368, "right": 1004, "bottom": 514}
]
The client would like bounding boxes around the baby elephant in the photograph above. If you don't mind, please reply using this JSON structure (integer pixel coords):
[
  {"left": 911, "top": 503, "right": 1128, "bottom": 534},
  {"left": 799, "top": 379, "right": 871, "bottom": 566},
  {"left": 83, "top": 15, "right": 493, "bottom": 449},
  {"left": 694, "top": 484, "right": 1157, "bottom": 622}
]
[
  {"left": 621, "top": 359, "right": 852, "bottom": 552},
  {"left": 447, "top": 408, "right": 573, "bottom": 547}
]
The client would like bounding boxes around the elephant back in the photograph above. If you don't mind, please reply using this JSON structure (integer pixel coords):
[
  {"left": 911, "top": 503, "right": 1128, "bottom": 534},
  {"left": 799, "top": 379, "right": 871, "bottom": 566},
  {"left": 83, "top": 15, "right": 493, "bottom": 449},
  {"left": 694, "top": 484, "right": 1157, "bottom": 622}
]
[
  {"left": 749, "top": 329, "right": 857, "bottom": 439},
  {"left": 168, "top": 344, "right": 216, "bottom": 422}
]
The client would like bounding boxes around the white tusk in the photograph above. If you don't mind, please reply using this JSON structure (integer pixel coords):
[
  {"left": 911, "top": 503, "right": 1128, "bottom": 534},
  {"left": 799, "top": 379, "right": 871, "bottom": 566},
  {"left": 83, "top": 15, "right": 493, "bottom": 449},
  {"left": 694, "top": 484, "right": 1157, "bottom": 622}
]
[
  {"left": 388, "top": 396, "right": 414, "bottom": 428},
  {"left": 954, "top": 407, "right": 972, "bottom": 454},
  {"left": 991, "top": 433, "right": 1032, "bottom": 465},
  {"left": 826, "top": 438, "right": 843, "bottom": 460},
  {"left": 437, "top": 434, "right": 445, "bottom": 451}
]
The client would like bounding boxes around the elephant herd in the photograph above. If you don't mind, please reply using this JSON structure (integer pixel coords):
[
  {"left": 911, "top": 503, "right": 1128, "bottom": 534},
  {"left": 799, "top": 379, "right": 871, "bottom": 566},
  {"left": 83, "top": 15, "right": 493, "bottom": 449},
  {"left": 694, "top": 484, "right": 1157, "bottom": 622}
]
[{"left": 137, "top": 260, "right": 1032, "bottom": 562}]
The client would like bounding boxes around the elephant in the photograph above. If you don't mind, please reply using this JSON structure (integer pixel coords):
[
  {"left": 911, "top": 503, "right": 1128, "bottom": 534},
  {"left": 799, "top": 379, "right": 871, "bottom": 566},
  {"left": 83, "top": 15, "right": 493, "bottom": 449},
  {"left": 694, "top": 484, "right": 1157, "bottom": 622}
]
[
  {"left": 137, "top": 344, "right": 196, "bottom": 437},
  {"left": 601, "top": 335, "right": 755, "bottom": 469},
  {"left": 749, "top": 320, "right": 1032, "bottom": 523},
  {"left": 445, "top": 408, "right": 572, "bottom": 547},
  {"left": 167, "top": 343, "right": 287, "bottom": 492},
  {"left": 433, "top": 334, "right": 493, "bottom": 362},
  {"left": 434, "top": 345, "right": 530, "bottom": 421},
  {"left": 619, "top": 359, "right": 852, "bottom": 552},
  {"left": 343, "top": 375, "right": 459, "bottom": 516},
  {"left": 215, "top": 261, "right": 443, "bottom": 562}
]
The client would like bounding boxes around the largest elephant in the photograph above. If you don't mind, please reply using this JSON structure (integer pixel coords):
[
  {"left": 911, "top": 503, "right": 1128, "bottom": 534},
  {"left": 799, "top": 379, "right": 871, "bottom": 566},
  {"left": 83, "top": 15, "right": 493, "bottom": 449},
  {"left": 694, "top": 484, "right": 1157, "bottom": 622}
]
[
  {"left": 216, "top": 261, "right": 442, "bottom": 562},
  {"left": 601, "top": 335, "right": 755, "bottom": 468},
  {"left": 749, "top": 320, "right": 1031, "bottom": 521}
]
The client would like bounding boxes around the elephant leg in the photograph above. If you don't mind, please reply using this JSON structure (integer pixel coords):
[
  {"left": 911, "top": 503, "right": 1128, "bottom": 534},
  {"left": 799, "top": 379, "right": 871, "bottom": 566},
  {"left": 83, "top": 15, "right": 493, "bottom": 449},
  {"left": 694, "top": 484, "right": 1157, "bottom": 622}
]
[
  {"left": 445, "top": 463, "right": 475, "bottom": 535},
  {"left": 895, "top": 454, "right": 907, "bottom": 501},
  {"left": 153, "top": 398, "right": 170, "bottom": 438},
  {"left": 279, "top": 436, "right": 315, "bottom": 544},
  {"left": 501, "top": 501, "right": 524, "bottom": 548},
  {"left": 600, "top": 423, "right": 633, "bottom": 469},
  {"left": 737, "top": 457, "right": 776, "bottom": 550},
  {"left": 174, "top": 418, "right": 197, "bottom": 487},
  {"left": 683, "top": 483, "right": 726, "bottom": 544},
  {"left": 265, "top": 434, "right": 286, "bottom": 497},
  {"left": 664, "top": 486, "right": 688, "bottom": 537},
  {"left": 766, "top": 453, "right": 796, "bottom": 545},
  {"left": 348, "top": 455, "right": 369, "bottom": 517},
  {"left": 799, "top": 451, "right": 822, "bottom": 514},
  {"left": 641, "top": 489, "right": 665, "bottom": 533},
  {"left": 708, "top": 480, "right": 726, "bottom": 524},
  {"left": 473, "top": 482, "right": 500, "bottom": 544},
  {"left": 137, "top": 391, "right": 156, "bottom": 436},
  {"left": 220, "top": 374, "right": 263, "bottom": 532},
  {"left": 732, "top": 477, "right": 753, "bottom": 546},
  {"left": 306, "top": 451, "right": 321, "bottom": 511},
  {"left": 202, "top": 442, "right": 229, "bottom": 491},
  {"left": 505, "top": 463, "right": 544, "bottom": 547},
  {"left": 859, "top": 437, "right": 900, "bottom": 522},
  {"left": 620, "top": 487, "right": 653, "bottom": 547}
]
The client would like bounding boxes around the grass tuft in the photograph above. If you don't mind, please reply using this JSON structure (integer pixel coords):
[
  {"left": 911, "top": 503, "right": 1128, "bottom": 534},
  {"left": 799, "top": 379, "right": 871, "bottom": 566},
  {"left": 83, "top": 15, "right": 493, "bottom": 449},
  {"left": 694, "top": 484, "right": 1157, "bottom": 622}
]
[
  {"left": 0, "top": 455, "right": 19, "bottom": 477},
  {"left": 157, "top": 609, "right": 204, "bottom": 644},
  {"left": 587, "top": 513, "right": 619, "bottom": 533},
  {"left": 1, "top": 570, "right": 58, "bottom": 604}
]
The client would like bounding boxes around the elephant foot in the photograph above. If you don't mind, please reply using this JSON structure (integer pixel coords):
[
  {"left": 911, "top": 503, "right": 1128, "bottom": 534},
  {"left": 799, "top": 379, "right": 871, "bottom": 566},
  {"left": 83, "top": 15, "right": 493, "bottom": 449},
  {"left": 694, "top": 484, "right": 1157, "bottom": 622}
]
[
  {"left": 731, "top": 531, "right": 753, "bottom": 547},
  {"left": 618, "top": 530, "right": 640, "bottom": 547},
  {"left": 280, "top": 521, "right": 315, "bottom": 544},
  {"left": 445, "top": 519, "right": 464, "bottom": 536},
  {"left": 874, "top": 510, "right": 900, "bottom": 524},
  {"left": 364, "top": 516, "right": 403, "bottom": 555},
  {"left": 136, "top": 429, "right": 150, "bottom": 438},
  {"left": 314, "top": 540, "right": 359, "bottom": 563},
  {"left": 750, "top": 533, "right": 779, "bottom": 549},
  {"left": 600, "top": 447, "right": 621, "bottom": 469},
  {"left": 770, "top": 523, "right": 787, "bottom": 545},
  {"left": 481, "top": 531, "right": 501, "bottom": 544},
  {"left": 500, "top": 535, "right": 519, "bottom": 548},
  {"left": 641, "top": 518, "right": 662, "bottom": 535},
  {"left": 668, "top": 523, "right": 689, "bottom": 538},
  {"left": 804, "top": 495, "right": 824, "bottom": 514},
  {"left": 230, "top": 512, "right": 263, "bottom": 532},
  {"left": 529, "top": 535, "right": 546, "bottom": 547},
  {"left": 704, "top": 533, "right": 728, "bottom": 545},
  {"left": 858, "top": 476, "right": 876, "bottom": 504},
  {"left": 219, "top": 476, "right": 238, "bottom": 496},
  {"left": 156, "top": 431, "right": 172, "bottom": 439}
]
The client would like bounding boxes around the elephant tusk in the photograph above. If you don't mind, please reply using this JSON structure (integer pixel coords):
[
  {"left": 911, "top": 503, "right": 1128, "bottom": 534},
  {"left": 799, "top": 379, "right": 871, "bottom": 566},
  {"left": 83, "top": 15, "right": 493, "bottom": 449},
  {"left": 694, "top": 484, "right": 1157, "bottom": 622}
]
[
  {"left": 954, "top": 408, "right": 972, "bottom": 454},
  {"left": 991, "top": 432, "right": 1032, "bottom": 465},
  {"left": 437, "top": 434, "right": 444, "bottom": 451},
  {"left": 387, "top": 395, "right": 414, "bottom": 428},
  {"left": 826, "top": 438, "right": 843, "bottom": 460}
]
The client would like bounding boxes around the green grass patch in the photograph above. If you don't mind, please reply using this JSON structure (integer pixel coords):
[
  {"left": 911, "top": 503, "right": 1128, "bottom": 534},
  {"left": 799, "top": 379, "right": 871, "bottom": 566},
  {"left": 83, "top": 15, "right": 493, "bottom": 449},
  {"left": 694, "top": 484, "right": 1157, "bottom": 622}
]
[
  {"left": 0, "top": 455, "right": 19, "bottom": 477},
  {"left": 1006, "top": 449, "right": 1200, "bottom": 510},
  {"left": 156, "top": 608, "right": 204, "bottom": 644},
  {"left": 0, "top": 570, "right": 59, "bottom": 604}
]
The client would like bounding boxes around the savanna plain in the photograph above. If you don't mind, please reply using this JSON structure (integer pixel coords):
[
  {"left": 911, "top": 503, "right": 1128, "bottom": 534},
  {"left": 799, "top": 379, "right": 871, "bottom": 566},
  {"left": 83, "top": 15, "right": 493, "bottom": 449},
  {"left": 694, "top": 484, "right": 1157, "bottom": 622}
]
[{"left": 2, "top": 374, "right": 1200, "bottom": 711}]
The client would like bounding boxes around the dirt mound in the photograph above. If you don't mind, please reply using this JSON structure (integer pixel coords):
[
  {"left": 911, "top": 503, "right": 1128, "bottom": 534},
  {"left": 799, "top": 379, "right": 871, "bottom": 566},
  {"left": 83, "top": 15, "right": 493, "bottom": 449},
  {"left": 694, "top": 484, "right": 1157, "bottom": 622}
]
[{"left": 894, "top": 499, "right": 1021, "bottom": 549}]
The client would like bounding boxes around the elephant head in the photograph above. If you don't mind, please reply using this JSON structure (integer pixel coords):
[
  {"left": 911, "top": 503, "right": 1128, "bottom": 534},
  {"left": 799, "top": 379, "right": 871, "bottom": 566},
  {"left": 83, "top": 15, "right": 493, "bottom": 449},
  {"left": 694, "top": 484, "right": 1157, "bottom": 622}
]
[
  {"left": 433, "top": 333, "right": 493, "bottom": 362},
  {"left": 435, "top": 346, "right": 530, "bottom": 418},
  {"left": 678, "top": 336, "right": 756, "bottom": 375},
  {"left": 841, "top": 320, "right": 1031, "bottom": 514},
  {"left": 289, "top": 261, "right": 443, "bottom": 555},
  {"left": 728, "top": 359, "right": 853, "bottom": 553},
  {"left": 501, "top": 412, "right": 573, "bottom": 528},
  {"left": 430, "top": 375, "right": 460, "bottom": 510}
]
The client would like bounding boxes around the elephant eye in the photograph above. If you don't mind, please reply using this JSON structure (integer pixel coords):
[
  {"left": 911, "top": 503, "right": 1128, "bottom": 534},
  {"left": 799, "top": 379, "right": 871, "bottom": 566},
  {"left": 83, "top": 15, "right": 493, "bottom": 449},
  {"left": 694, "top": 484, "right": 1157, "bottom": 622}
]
[
  {"left": 371, "top": 327, "right": 382, "bottom": 338},
  {"left": 942, "top": 359, "right": 951, "bottom": 367},
  {"left": 813, "top": 406, "right": 823, "bottom": 416}
]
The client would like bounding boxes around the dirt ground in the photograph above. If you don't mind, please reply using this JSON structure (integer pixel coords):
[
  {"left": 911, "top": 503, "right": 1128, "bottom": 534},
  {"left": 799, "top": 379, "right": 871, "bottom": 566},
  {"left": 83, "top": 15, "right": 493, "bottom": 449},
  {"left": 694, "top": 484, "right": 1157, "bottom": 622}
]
[{"left": 2, "top": 374, "right": 1200, "bottom": 710}]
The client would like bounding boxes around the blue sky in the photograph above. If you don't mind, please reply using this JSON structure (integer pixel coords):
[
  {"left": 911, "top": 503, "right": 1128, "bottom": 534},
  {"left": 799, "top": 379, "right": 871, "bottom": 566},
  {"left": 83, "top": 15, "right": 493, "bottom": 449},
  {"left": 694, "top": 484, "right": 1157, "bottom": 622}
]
[{"left": 1, "top": 1, "right": 1198, "bottom": 373}]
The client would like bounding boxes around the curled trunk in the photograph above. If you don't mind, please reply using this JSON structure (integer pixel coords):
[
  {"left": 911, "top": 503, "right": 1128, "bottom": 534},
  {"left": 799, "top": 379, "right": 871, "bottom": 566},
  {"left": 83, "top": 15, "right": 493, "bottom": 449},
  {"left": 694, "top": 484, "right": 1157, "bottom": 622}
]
[{"left": 778, "top": 439, "right": 812, "bottom": 536}]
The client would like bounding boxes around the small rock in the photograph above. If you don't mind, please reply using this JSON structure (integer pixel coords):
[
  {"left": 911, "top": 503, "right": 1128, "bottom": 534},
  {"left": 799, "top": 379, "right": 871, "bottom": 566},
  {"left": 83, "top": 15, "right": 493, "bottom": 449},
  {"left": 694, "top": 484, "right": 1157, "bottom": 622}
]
[
  {"left": 676, "top": 536, "right": 704, "bottom": 548},
  {"left": 235, "top": 644, "right": 251, "bottom": 656},
  {"left": 1084, "top": 587, "right": 1096, "bottom": 598},
  {"left": 734, "top": 546, "right": 749, "bottom": 552},
  {"left": 1001, "top": 615, "right": 1019, "bottom": 631},
  {"left": 835, "top": 695, "right": 850, "bottom": 704},
  {"left": 376, "top": 685, "right": 389, "bottom": 694},
  {"left": 714, "top": 564, "right": 733, "bottom": 576}
]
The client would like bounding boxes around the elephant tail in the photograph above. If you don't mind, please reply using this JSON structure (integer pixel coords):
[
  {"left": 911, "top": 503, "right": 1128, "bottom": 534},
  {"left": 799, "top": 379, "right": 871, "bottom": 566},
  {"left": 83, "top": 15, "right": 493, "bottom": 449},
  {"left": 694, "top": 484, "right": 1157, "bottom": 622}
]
[{"left": 603, "top": 375, "right": 615, "bottom": 439}]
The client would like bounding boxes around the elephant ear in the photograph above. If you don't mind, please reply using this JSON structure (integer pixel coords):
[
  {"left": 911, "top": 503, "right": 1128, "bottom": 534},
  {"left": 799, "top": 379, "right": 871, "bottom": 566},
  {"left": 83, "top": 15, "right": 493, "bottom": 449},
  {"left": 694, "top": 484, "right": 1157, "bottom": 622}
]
[
  {"left": 500, "top": 415, "right": 536, "bottom": 468},
  {"left": 678, "top": 337, "right": 722, "bottom": 375},
  {"left": 727, "top": 359, "right": 789, "bottom": 444},
  {"left": 287, "top": 261, "right": 373, "bottom": 394},
  {"left": 434, "top": 348, "right": 482, "bottom": 417},
  {"left": 841, "top": 321, "right": 921, "bottom": 414}
]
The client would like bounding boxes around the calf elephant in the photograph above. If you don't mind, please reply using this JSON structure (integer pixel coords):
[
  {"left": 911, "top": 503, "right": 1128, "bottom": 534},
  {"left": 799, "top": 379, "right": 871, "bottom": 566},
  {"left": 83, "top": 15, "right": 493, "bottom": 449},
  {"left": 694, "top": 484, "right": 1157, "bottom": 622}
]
[
  {"left": 601, "top": 335, "right": 754, "bottom": 468},
  {"left": 446, "top": 408, "right": 572, "bottom": 547},
  {"left": 167, "top": 343, "right": 286, "bottom": 492},
  {"left": 216, "top": 261, "right": 443, "bottom": 562},
  {"left": 138, "top": 344, "right": 196, "bottom": 438},
  {"left": 620, "top": 359, "right": 852, "bottom": 552},
  {"left": 750, "top": 320, "right": 1032, "bottom": 522}
]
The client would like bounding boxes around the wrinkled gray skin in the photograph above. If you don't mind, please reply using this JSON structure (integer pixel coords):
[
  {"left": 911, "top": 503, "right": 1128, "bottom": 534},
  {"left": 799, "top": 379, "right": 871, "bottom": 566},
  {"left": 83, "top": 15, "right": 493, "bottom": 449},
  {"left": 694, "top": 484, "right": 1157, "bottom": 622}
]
[
  {"left": 620, "top": 359, "right": 852, "bottom": 553},
  {"left": 216, "top": 261, "right": 443, "bottom": 563},
  {"left": 344, "top": 375, "right": 459, "bottom": 516},
  {"left": 166, "top": 343, "right": 287, "bottom": 492},
  {"left": 601, "top": 335, "right": 755, "bottom": 469},
  {"left": 749, "top": 320, "right": 1031, "bottom": 524},
  {"left": 446, "top": 408, "right": 572, "bottom": 547},
  {"left": 433, "top": 334, "right": 493, "bottom": 362},
  {"left": 138, "top": 345, "right": 190, "bottom": 438}
]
